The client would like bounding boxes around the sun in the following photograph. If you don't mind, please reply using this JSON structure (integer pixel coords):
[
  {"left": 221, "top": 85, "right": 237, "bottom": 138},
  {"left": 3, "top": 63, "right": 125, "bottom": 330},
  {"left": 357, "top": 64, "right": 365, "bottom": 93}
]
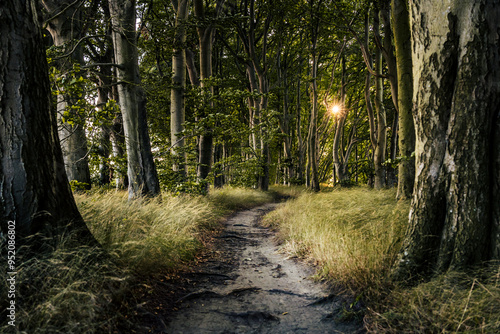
[{"left": 330, "top": 104, "right": 341, "bottom": 115}]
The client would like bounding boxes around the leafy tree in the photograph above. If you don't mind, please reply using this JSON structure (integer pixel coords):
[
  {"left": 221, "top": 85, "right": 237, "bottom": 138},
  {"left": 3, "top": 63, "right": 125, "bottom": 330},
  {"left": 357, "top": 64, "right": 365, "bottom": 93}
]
[
  {"left": 109, "top": 0, "right": 160, "bottom": 199},
  {"left": 42, "top": 0, "right": 92, "bottom": 189}
]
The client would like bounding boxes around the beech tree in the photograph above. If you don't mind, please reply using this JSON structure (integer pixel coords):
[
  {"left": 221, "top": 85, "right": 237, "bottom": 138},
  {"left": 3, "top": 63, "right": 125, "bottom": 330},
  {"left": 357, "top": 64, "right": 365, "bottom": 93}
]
[
  {"left": 393, "top": 0, "right": 500, "bottom": 280},
  {"left": 170, "top": 0, "right": 189, "bottom": 177},
  {"left": 109, "top": 0, "right": 160, "bottom": 198},
  {"left": 0, "top": 0, "right": 92, "bottom": 240},
  {"left": 194, "top": 0, "right": 225, "bottom": 188},
  {"left": 42, "top": 0, "right": 92, "bottom": 189}
]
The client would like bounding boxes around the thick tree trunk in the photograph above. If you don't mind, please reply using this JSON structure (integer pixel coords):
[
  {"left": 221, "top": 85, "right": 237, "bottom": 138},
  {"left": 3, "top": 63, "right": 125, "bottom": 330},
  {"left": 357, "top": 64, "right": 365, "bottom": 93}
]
[
  {"left": 0, "top": 0, "right": 92, "bottom": 241},
  {"left": 109, "top": 0, "right": 160, "bottom": 199},
  {"left": 170, "top": 0, "right": 189, "bottom": 178},
  {"left": 392, "top": 0, "right": 415, "bottom": 200},
  {"left": 393, "top": 0, "right": 500, "bottom": 280},
  {"left": 43, "top": 0, "right": 91, "bottom": 189}
]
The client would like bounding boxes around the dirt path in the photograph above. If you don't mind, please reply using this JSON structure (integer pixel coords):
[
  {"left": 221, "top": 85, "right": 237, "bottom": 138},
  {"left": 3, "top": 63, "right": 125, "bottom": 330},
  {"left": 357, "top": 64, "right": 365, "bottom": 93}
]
[{"left": 154, "top": 203, "right": 364, "bottom": 334}]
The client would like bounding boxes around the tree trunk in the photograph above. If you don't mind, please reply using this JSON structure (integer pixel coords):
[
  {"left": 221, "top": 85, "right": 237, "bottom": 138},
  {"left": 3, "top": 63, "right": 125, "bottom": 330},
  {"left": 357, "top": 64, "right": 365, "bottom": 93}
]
[
  {"left": 43, "top": 0, "right": 91, "bottom": 189},
  {"left": 110, "top": 110, "right": 128, "bottom": 189},
  {"left": 97, "top": 83, "right": 111, "bottom": 185},
  {"left": 170, "top": 0, "right": 189, "bottom": 178},
  {"left": 307, "top": 58, "right": 320, "bottom": 192},
  {"left": 392, "top": 0, "right": 415, "bottom": 200},
  {"left": 194, "top": 0, "right": 224, "bottom": 190},
  {"left": 296, "top": 56, "right": 305, "bottom": 184},
  {"left": 0, "top": 0, "right": 92, "bottom": 241},
  {"left": 109, "top": 0, "right": 160, "bottom": 199},
  {"left": 393, "top": 0, "right": 500, "bottom": 281},
  {"left": 332, "top": 57, "right": 349, "bottom": 185},
  {"left": 373, "top": 8, "right": 387, "bottom": 189}
]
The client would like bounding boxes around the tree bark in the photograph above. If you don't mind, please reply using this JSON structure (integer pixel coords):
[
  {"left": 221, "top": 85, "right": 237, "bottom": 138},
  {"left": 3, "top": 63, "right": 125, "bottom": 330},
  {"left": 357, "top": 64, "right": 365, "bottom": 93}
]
[
  {"left": 373, "top": 8, "right": 387, "bottom": 189},
  {"left": 97, "top": 82, "right": 111, "bottom": 185},
  {"left": 43, "top": 0, "right": 91, "bottom": 189},
  {"left": 307, "top": 50, "right": 320, "bottom": 192},
  {"left": 393, "top": 0, "right": 500, "bottom": 280},
  {"left": 170, "top": 0, "right": 189, "bottom": 178},
  {"left": 0, "top": 0, "right": 92, "bottom": 241},
  {"left": 109, "top": 0, "right": 160, "bottom": 199},
  {"left": 392, "top": 0, "right": 415, "bottom": 200},
  {"left": 332, "top": 57, "right": 350, "bottom": 185},
  {"left": 194, "top": 0, "right": 225, "bottom": 190}
]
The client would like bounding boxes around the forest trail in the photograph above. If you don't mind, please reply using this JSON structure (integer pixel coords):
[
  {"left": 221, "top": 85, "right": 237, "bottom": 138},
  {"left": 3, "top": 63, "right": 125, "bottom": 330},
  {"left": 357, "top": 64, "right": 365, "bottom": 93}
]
[{"left": 160, "top": 203, "right": 364, "bottom": 334}]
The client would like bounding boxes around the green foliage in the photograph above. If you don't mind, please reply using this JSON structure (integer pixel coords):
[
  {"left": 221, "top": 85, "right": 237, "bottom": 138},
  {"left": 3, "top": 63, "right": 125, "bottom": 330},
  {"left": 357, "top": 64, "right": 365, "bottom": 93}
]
[{"left": 69, "top": 180, "right": 90, "bottom": 192}]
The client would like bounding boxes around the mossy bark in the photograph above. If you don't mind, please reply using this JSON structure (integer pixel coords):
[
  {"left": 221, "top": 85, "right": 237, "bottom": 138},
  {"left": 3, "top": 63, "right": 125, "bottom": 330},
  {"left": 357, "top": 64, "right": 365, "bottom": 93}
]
[{"left": 392, "top": 0, "right": 415, "bottom": 200}]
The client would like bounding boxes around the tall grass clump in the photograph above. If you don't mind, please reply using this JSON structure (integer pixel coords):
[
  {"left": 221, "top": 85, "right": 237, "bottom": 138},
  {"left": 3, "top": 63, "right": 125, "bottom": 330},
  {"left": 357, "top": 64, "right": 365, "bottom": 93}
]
[
  {"left": 368, "top": 264, "right": 500, "bottom": 333},
  {"left": 75, "top": 187, "right": 276, "bottom": 273},
  {"left": 269, "top": 185, "right": 308, "bottom": 199},
  {"left": 0, "top": 235, "right": 131, "bottom": 333},
  {"left": 263, "top": 186, "right": 409, "bottom": 298},
  {"left": 75, "top": 191, "right": 219, "bottom": 273}
]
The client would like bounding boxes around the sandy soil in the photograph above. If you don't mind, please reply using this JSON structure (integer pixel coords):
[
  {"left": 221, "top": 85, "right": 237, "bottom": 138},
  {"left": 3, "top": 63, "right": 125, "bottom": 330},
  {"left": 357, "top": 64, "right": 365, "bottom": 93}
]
[{"left": 155, "top": 203, "right": 365, "bottom": 334}]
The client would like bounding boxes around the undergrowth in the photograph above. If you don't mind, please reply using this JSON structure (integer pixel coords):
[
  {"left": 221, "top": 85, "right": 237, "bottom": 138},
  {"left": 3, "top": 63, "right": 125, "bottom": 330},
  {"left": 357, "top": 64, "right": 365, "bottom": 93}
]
[
  {"left": 263, "top": 186, "right": 409, "bottom": 296},
  {"left": 0, "top": 237, "right": 133, "bottom": 334},
  {"left": 263, "top": 186, "right": 500, "bottom": 333},
  {"left": 0, "top": 187, "right": 273, "bottom": 333},
  {"left": 368, "top": 265, "right": 500, "bottom": 333}
]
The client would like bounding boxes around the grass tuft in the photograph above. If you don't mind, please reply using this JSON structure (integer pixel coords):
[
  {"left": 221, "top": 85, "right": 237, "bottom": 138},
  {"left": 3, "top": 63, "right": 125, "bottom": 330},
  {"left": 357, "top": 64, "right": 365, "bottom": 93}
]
[
  {"left": 76, "top": 191, "right": 218, "bottom": 273},
  {"left": 0, "top": 237, "right": 131, "bottom": 334},
  {"left": 367, "top": 265, "right": 500, "bottom": 333},
  {"left": 263, "top": 186, "right": 409, "bottom": 298},
  {"left": 208, "top": 187, "right": 274, "bottom": 211}
]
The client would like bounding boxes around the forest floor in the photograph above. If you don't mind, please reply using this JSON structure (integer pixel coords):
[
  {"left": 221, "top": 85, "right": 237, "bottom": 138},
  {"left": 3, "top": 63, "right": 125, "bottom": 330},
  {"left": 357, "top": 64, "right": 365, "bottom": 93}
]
[{"left": 134, "top": 203, "right": 365, "bottom": 334}]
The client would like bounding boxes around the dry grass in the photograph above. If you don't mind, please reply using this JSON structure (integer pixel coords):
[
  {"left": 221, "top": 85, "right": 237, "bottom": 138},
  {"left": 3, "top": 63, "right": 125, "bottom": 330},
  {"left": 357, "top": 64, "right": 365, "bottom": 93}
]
[
  {"left": 76, "top": 191, "right": 218, "bottom": 272},
  {"left": 208, "top": 186, "right": 274, "bottom": 211},
  {"left": 368, "top": 266, "right": 500, "bottom": 333},
  {"left": 0, "top": 237, "right": 131, "bottom": 334},
  {"left": 0, "top": 187, "right": 274, "bottom": 333},
  {"left": 263, "top": 186, "right": 500, "bottom": 332},
  {"left": 263, "top": 186, "right": 409, "bottom": 297}
]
